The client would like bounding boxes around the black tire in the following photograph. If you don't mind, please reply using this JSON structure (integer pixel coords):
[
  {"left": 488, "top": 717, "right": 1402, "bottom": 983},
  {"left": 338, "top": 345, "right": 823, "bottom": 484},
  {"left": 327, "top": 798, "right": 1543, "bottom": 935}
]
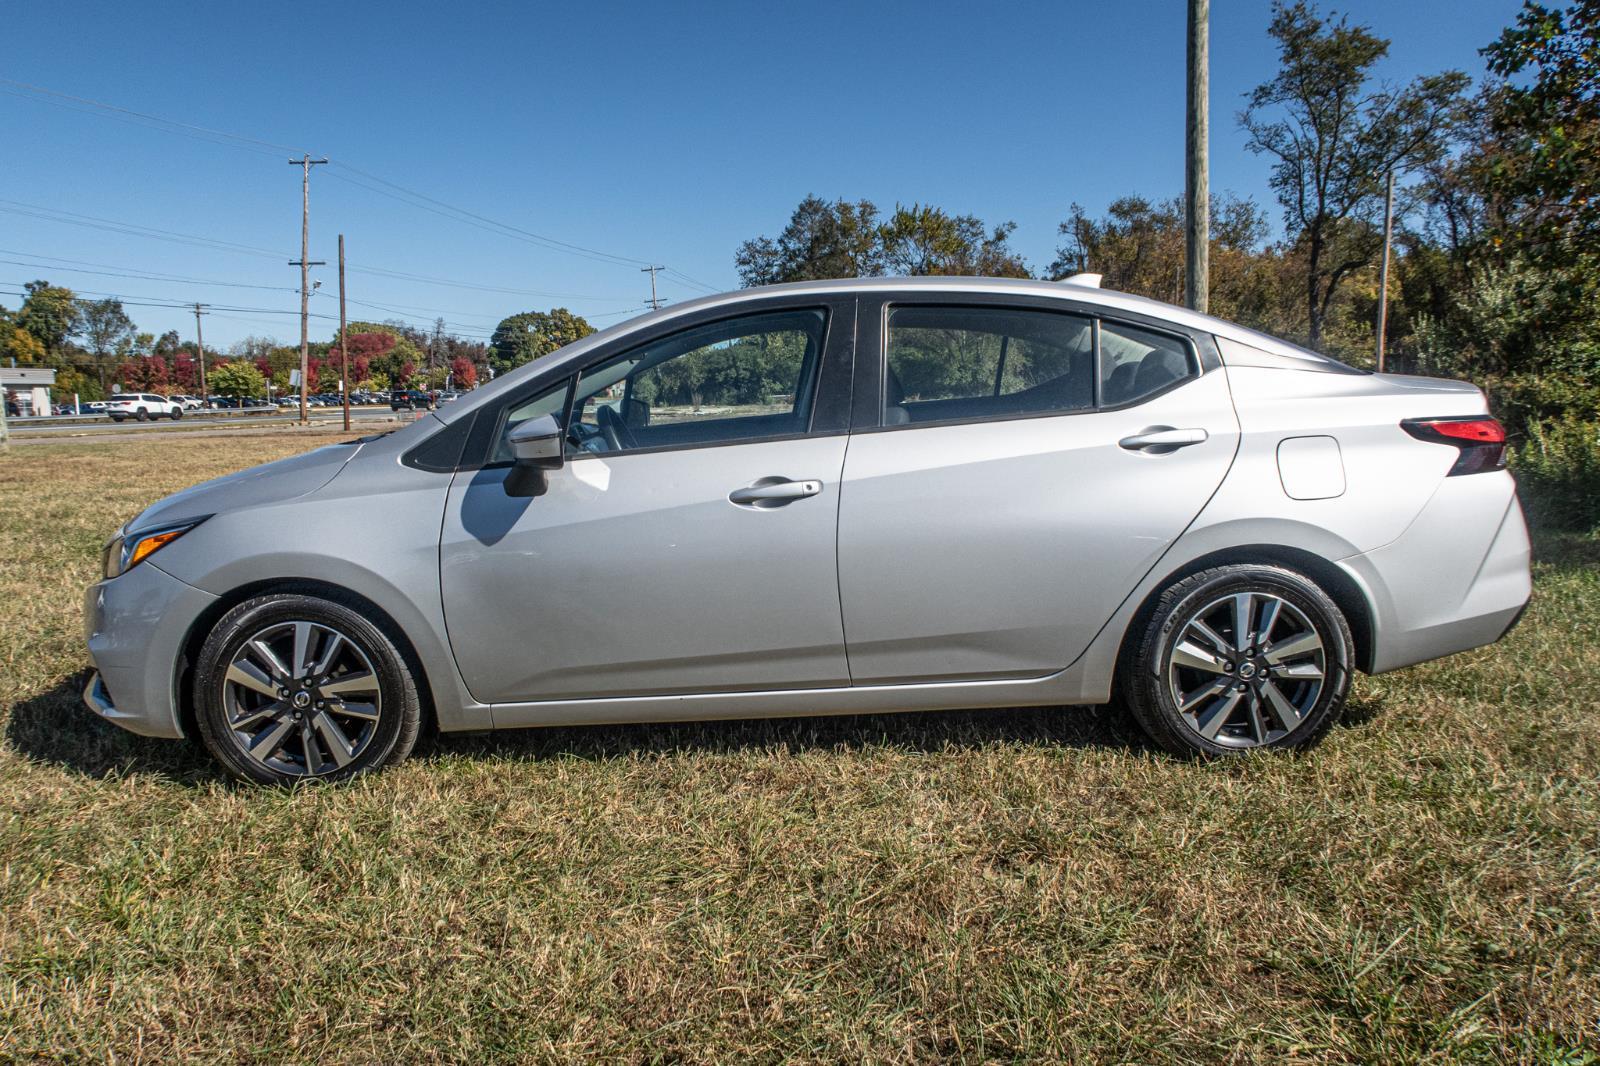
[
  {"left": 170, "top": 407, "right": 182, "bottom": 420},
  {"left": 1117, "top": 564, "right": 1354, "bottom": 757},
  {"left": 193, "top": 592, "right": 422, "bottom": 785},
  {"left": 111, "top": 415, "right": 125, "bottom": 423},
  {"left": 135, "top": 408, "right": 148, "bottom": 421}
]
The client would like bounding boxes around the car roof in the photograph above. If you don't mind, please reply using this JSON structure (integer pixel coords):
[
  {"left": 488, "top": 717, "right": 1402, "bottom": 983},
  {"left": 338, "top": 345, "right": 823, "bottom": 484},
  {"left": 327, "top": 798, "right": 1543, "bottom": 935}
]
[{"left": 433, "top": 275, "right": 1347, "bottom": 425}]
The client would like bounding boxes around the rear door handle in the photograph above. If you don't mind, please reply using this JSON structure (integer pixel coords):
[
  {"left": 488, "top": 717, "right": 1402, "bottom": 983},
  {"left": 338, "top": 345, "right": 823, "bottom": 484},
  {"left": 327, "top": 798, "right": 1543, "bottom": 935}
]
[
  {"left": 729, "top": 479, "right": 822, "bottom": 507},
  {"left": 1118, "top": 427, "right": 1209, "bottom": 452}
]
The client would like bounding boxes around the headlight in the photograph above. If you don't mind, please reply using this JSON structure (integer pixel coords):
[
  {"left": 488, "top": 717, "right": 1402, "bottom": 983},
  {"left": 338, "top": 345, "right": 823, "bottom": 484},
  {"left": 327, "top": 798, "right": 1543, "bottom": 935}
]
[{"left": 102, "top": 519, "right": 206, "bottom": 580}]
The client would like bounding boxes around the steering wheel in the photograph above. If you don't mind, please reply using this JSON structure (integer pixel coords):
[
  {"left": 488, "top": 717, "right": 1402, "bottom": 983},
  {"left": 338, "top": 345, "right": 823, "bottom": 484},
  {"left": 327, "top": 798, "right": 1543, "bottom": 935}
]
[{"left": 596, "top": 402, "right": 638, "bottom": 451}]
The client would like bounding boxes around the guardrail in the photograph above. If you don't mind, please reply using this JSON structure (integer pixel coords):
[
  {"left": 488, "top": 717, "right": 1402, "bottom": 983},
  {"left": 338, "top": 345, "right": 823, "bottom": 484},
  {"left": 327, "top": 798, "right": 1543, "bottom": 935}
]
[{"left": 18, "top": 404, "right": 392, "bottom": 428}]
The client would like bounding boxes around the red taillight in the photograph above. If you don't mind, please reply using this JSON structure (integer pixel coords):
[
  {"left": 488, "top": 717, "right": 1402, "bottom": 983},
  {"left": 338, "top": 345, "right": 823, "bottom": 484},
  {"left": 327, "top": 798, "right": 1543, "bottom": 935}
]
[{"left": 1401, "top": 417, "right": 1508, "bottom": 475}]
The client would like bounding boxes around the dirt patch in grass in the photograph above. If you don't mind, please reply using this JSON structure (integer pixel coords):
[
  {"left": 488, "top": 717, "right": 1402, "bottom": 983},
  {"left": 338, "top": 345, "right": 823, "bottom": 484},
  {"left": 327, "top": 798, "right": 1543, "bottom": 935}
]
[{"left": 1, "top": 436, "right": 1597, "bottom": 1062}]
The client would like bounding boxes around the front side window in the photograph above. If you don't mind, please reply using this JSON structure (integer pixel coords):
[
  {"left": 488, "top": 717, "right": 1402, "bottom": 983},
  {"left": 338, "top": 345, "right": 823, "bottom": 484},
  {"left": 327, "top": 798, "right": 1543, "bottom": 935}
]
[
  {"left": 1099, "top": 322, "right": 1196, "bottom": 406},
  {"left": 490, "top": 379, "right": 571, "bottom": 465},
  {"left": 883, "top": 306, "right": 1094, "bottom": 425},
  {"left": 565, "top": 309, "right": 827, "bottom": 455}
]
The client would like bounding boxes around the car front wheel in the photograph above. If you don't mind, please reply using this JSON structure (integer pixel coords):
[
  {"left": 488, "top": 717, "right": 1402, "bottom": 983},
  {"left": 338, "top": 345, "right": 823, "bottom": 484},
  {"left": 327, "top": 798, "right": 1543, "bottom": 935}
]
[
  {"left": 1118, "top": 564, "right": 1353, "bottom": 756},
  {"left": 193, "top": 592, "right": 422, "bottom": 785},
  {"left": 170, "top": 407, "right": 182, "bottom": 420}
]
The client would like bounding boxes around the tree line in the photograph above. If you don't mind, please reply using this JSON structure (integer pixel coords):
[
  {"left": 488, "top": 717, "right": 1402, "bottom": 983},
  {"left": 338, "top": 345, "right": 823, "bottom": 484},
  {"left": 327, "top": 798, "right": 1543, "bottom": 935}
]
[{"left": 0, "top": 285, "right": 492, "bottom": 400}]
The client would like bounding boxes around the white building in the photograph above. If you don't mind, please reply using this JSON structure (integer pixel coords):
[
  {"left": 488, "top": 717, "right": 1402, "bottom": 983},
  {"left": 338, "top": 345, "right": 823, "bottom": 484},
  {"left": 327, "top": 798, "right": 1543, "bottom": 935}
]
[{"left": 1, "top": 367, "right": 56, "bottom": 416}]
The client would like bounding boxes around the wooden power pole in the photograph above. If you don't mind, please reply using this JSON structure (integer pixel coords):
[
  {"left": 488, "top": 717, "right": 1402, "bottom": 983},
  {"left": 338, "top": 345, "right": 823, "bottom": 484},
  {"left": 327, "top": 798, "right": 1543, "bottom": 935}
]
[
  {"left": 193, "top": 303, "right": 209, "bottom": 403},
  {"left": 339, "top": 234, "right": 350, "bottom": 432},
  {"left": 1376, "top": 169, "right": 1396, "bottom": 372},
  {"left": 1185, "top": 0, "right": 1210, "bottom": 313},
  {"left": 642, "top": 265, "right": 666, "bottom": 310},
  {"left": 289, "top": 154, "right": 328, "bottom": 424}
]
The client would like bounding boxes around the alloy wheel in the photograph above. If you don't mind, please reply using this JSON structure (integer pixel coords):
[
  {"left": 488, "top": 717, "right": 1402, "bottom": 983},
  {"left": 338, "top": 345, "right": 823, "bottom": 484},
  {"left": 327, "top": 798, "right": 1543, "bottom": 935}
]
[
  {"left": 221, "top": 620, "right": 383, "bottom": 778},
  {"left": 1166, "top": 591, "right": 1325, "bottom": 748}
]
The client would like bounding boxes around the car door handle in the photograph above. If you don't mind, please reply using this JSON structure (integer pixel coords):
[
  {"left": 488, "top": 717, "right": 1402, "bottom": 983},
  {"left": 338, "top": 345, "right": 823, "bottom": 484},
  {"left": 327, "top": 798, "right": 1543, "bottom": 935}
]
[
  {"left": 1118, "top": 427, "right": 1209, "bottom": 452},
  {"left": 729, "top": 479, "right": 823, "bottom": 507}
]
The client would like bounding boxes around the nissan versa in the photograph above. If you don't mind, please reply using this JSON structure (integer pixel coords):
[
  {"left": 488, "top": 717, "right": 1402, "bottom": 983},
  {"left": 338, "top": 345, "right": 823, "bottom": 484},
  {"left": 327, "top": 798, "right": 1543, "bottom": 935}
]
[{"left": 83, "top": 277, "right": 1532, "bottom": 785}]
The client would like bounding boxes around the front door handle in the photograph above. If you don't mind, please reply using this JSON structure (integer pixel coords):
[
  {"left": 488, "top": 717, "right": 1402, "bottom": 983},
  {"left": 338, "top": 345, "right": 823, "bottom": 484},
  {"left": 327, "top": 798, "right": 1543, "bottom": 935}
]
[
  {"left": 1118, "top": 427, "right": 1209, "bottom": 453},
  {"left": 729, "top": 478, "right": 822, "bottom": 508}
]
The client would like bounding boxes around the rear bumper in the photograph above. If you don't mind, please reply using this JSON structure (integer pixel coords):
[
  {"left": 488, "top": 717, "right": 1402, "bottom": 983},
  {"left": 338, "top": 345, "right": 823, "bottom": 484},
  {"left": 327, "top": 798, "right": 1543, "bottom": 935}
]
[
  {"left": 1343, "top": 471, "right": 1532, "bottom": 674},
  {"left": 82, "top": 561, "right": 218, "bottom": 738}
]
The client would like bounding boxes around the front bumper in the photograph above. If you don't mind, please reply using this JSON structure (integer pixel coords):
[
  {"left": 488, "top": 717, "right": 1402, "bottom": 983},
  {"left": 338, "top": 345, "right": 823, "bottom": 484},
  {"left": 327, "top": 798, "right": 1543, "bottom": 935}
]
[{"left": 82, "top": 561, "right": 218, "bottom": 738}]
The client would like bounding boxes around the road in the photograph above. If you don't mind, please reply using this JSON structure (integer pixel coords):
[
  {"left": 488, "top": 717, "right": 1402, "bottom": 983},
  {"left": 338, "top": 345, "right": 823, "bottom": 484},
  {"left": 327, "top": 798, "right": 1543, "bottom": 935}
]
[{"left": 6, "top": 406, "right": 411, "bottom": 437}]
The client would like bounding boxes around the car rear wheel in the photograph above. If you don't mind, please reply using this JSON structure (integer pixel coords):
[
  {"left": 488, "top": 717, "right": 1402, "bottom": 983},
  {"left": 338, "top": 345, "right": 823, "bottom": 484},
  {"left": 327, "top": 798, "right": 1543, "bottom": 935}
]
[
  {"left": 1118, "top": 564, "right": 1353, "bottom": 756},
  {"left": 135, "top": 408, "right": 148, "bottom": 421},
  {"left": 111, "top": 415, "right": 125, "bottom": 422},
  {"left": 193, "top": 593, "right": 422, "bottom": 785}
]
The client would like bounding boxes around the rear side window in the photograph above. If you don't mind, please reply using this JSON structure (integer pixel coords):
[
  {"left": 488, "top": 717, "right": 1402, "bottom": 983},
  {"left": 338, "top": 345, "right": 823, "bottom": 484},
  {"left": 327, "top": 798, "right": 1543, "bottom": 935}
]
[
  {"left": 884, "top": 306, "right": 1094, "bottom": 425},
  {"left": 1099, "top": 322, "right": 1196, "bottom": 406}
]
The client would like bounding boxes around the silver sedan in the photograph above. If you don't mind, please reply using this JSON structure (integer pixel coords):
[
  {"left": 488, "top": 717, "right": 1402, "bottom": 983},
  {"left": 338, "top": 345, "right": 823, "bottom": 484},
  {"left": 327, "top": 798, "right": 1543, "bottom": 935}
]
[{"left": 82, "top": 277, "right": 1531, "bottom": 784}]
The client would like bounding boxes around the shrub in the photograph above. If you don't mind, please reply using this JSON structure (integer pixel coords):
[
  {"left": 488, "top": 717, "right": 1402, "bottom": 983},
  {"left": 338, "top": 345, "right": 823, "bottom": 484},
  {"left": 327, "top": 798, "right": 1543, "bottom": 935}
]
[{"left": 1510, "top": 415, "right": 1600, "bottom": 533}]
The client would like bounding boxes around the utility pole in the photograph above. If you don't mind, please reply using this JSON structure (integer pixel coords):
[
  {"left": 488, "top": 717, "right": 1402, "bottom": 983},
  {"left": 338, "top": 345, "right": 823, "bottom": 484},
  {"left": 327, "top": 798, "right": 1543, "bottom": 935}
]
[
  {"left": 1376, "top": 169, "right": 1396, "bottom": 373},
  {"left": 289, "top": 154, "right": 328, "bottom": 424},
  {"left": 339, "top": 234, "right": 350, "bottom": 432},
  {"left": 641, "top": 265, "right": 666, "bottom": 310},
  {"left": 193, "top": 303, "right": 209, "bottom": 403},
  {"left": 1185, "top": 0, "right": 1210, "bottom": 313}
]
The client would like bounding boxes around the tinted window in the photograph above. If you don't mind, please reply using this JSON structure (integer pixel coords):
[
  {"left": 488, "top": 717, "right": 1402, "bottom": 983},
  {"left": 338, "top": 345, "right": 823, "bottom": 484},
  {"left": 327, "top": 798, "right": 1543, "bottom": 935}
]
[
  {"left": 1099, "top": 322, "right": 1196, "bottom": 406},
  {"left": 566, "top": 309, "right": 827, "bottom": 455},
  {"left": 884, "top": 306, "right": 1094, "bottom": 425}
]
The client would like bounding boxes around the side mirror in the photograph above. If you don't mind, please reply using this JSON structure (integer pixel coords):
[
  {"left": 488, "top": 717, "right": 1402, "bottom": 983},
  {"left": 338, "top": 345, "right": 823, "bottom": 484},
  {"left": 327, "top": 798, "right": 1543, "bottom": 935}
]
[{"left": 504, "top": 414, "right": 565, "bottom": 497}]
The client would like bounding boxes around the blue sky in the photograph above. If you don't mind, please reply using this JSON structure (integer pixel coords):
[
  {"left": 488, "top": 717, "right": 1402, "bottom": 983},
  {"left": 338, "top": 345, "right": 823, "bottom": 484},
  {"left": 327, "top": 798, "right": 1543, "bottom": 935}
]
[{"left": 1, "top": 0, "right": 1522, "bottom": 349}]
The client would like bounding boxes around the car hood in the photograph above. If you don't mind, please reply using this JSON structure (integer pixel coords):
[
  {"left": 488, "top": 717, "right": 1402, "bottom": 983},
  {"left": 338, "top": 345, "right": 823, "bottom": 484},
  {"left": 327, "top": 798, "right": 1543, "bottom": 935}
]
[{"left": 126, "top": 442, "right": 361, "bottom": 535}]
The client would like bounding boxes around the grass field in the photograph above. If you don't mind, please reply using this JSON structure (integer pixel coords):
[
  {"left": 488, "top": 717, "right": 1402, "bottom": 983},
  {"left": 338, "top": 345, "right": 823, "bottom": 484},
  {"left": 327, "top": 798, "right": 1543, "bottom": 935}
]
[{"left": 1, "top": 433, "right": 1597, "bottom": 1063}]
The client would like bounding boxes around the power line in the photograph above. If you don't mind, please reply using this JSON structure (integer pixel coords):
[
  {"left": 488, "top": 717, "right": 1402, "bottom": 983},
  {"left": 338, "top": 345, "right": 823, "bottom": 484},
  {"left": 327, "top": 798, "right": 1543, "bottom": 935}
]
[
  {"left": 0, "top": 200, "right": 291, "bottom": 259},
  {"left": 0, "top": 79, "right": 702, "bottom": 277},
  {"left": 324, "top": 166, "right": 656, "bottom": 270},
  {"left": 0, "top": 78, "right": 308, "bottom": 157},
  {"left": 0, "top": 252, "right": 299, "bottom": 292}
]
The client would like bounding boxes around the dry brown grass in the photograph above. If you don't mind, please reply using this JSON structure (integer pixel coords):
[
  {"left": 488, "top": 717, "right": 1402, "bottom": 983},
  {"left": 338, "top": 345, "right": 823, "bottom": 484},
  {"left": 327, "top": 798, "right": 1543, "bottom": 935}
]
[{"left": 1, "top": 433, "right": 1597, "bottom": 1063}]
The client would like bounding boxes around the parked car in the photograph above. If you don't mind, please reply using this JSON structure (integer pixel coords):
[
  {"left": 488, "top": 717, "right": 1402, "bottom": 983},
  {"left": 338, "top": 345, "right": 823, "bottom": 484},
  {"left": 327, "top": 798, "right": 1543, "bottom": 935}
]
[
  {"left": 82, "top": 277, "right": 1532, "bottom": 784},
  {"left": 105, "top": 393, "right": 184, "bottom": 421},
  {"left": 168, "top": 394, "right": 205, "bottom": 410},
  {"left": 390, "top": 389, "right": 435, "bottom": 411}
]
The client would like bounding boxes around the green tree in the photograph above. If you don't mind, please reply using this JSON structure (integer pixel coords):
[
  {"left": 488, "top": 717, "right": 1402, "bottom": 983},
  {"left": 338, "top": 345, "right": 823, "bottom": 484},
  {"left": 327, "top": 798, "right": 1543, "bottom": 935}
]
[
  {"left": 1241, "top": 2, "right": 1469, "bottom": 347},
  {"left": 0, "top": 319, "right": 46, "bottom": 364},
  {"left": 153, "top": 329, "right": 183, "bottom": 357},
  {"left": 209, "top": 360, "right": 266, "bottom": 398},
  {"left": 76, "top": 298, "right": 137, "bottom": 394},
  {"left": 878, "top": 204, "right": 1030, "bottom": 277},
  {"left": 1405, "top": 1, "right": 1600, "bottom": 418},
  {"left": 736, "top": 196, "right": 884, "bottom": 286},
  {"left": 1049, "top": 194, "right": 1282, "bottom": 328},
  {"left": 1482, "top": 0, "right": 1600, "bottom": 258},
  {"left": 489, "top": 308, "right": 594, "bottom": 374},
  {"left": 14, "top": 281, "right": 79, "bottom": 356},
  {"left": 736, "top": 196, "right": 1032, "bottom": 286}
]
